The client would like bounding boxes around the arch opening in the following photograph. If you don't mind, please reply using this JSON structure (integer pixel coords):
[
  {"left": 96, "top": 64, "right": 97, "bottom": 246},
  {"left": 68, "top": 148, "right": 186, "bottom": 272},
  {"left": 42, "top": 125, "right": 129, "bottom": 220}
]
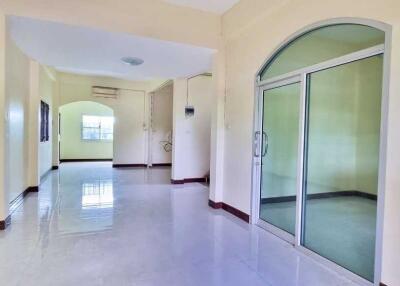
[{"left": 59, "top": 101, "right": 114, "bottom": 161}]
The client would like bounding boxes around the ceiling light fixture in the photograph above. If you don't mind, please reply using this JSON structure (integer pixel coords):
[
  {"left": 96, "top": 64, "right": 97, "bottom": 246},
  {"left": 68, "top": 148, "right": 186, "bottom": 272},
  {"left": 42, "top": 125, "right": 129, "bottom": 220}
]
[{"left": 121, "top": 57, "right": 144, "bottom": 66}]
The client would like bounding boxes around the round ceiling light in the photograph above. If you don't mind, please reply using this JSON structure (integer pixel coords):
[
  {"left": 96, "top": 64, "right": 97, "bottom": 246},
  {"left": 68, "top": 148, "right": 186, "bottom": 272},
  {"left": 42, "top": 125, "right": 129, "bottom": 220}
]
[{"left": 121, "top": 57, "right": 144, "bottom": 66}]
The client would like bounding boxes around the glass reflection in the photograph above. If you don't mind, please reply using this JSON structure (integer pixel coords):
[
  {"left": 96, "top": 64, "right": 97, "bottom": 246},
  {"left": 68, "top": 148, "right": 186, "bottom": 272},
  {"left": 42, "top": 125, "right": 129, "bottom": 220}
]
[{"left": 81, "top": 180, "right": 114, "bottom": 209}]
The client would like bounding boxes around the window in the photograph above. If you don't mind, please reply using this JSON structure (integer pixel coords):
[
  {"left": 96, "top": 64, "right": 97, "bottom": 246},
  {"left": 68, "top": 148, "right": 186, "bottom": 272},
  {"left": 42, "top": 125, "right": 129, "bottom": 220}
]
[
  {"left": 40, "top": 101, "right": 50, "bottom": 142},
  {"left": 260, "top": 24, "right": 384, "bottom": 80},
  {"left": 81, "top": 115, "right": 114, "bottom": 141}
]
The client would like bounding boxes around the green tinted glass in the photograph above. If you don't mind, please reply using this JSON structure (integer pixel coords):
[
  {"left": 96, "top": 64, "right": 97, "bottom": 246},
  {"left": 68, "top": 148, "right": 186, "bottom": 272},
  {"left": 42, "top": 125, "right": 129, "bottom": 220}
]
[{"left": 260, "top": 24, "right": 384, "bottom": 80}]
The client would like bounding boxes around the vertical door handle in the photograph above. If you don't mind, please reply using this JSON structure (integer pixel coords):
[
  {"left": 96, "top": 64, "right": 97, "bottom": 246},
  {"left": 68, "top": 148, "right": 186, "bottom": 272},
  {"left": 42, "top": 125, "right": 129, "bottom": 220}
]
[
  {"left": 254, "top": 131, "right": 261, "bottom": 157},
  {"left": 262, "top": 131, "right": 268, "bottom": 157}
]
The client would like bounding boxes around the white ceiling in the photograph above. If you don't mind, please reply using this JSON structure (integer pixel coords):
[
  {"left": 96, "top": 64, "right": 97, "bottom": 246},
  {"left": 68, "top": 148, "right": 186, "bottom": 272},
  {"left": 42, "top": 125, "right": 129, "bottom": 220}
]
[
  {"left": 162, "top": 0, "right": 239, "bottom": 14},
  {"left": 8, "top": 16, "right": 215, "bottom": 81}
]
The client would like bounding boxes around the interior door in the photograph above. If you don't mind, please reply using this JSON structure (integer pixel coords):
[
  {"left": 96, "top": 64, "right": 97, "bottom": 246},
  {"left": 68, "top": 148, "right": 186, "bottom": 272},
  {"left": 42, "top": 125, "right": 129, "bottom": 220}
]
[{"left": 258, "top": 81, "right": 301, "bottom": 239}]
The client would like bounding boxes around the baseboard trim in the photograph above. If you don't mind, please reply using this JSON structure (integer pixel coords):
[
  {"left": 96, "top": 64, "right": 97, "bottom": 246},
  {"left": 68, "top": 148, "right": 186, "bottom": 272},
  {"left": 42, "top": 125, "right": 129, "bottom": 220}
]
[
  {"left": 151, "top": 163, "right": 172, "bottom": 167},
  {"left": 52, "top": 166, "right": 59, "bottom": 170},
  {"left": 27, "top": 186, "right": 39, "bottom": 193},
  {"left": 208, "top": 200, "right": 223, "bottom": 209},
  {"left": 208, "top": 200, "right": 250, "bottom": 223},
  {"left": 171, "top": 177, "right": 206, "bottom": 184},
  {"left": 9, "top": 186, "right": 39, "bottom": 210},
  {"left": 0, "top": 215, "right": 11, "bottom": 230},
  {"left": 4, "top": 186, "right": 39, "bottom": 231},
  {"left": 261, "top": 190, "right": 377, "bottom": 204},
  {"left": 112, "top": 164, "right": 147, "bottom": 168},
  {"left": 60, "top": 159, "right": 113, "bottom": 163}
]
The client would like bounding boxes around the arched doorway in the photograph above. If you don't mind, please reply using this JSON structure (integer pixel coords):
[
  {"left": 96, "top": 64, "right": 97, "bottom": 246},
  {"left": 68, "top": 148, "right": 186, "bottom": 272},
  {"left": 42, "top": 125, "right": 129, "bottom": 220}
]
[
  {"left": 59, "top": 101, "right": 114, "bottom": 161},
  {"left": 252, "top": 20, "right": 389, "bottom": 284}
]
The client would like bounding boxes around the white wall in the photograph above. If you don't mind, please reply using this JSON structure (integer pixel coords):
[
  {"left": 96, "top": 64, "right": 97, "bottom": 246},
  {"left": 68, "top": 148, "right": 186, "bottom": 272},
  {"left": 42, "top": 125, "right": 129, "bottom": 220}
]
[
  {"left": 0, "top": 13, "right": 7, "bottom": 221},
  {"left": 150, "top": 83, "right": 173, "bottom": 165},
  {"left": 58, "top": 73, "right": 163, "bottom": 165},
  {"left": 0, "top": 0, "right": 221, "bottom": 49},
  {"left": 172, "top": 75, "right": 212, "bottom": 180}
]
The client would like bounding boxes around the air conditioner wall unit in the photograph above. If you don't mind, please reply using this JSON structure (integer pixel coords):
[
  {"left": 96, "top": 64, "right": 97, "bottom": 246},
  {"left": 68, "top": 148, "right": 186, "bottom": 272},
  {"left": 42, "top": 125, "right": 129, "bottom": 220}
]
[{"left": 92, "top": 86, "right": 119, "bottom": 99}]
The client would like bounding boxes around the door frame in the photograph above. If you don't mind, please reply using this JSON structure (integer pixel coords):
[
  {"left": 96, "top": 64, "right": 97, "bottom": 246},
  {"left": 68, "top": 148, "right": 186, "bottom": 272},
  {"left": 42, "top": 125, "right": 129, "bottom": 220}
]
[
  {"left": 254, "top": 75, "right": 301, "bottom": 245},
  {"left": 251, "top": 18, "right": 391, "bottom": 286}
]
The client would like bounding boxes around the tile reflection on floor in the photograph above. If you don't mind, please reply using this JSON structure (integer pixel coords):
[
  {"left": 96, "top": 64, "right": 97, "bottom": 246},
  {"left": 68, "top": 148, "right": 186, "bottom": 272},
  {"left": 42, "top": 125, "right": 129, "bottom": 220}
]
[{"left": 0, "top": 162, "right": 360, "bottom": 286}]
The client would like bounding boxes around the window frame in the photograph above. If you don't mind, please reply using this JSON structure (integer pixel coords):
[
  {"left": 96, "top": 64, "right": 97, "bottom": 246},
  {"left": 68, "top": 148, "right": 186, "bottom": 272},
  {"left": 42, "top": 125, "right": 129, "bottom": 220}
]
[
  {"left": 40, "top": 100, "right": 50, "bottom": 143},
  {"left": 81, "top": 114, "right": 114, "bottom": 142}
]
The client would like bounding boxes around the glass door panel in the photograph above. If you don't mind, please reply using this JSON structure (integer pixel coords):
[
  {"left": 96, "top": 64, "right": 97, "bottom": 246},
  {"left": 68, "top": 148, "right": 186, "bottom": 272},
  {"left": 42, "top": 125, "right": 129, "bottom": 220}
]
[
  {"left": 302, "top": 55, "right": 383, "bottom": 282},
  {"left": 259, "top": 82, "right": 300, "bottom": 235}
]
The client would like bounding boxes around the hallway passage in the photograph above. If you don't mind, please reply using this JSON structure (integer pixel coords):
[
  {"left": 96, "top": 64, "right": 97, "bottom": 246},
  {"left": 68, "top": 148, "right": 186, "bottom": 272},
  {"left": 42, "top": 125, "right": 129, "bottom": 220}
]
[{"left": 0, "top": 163, "right": 360, "bottom": 286}]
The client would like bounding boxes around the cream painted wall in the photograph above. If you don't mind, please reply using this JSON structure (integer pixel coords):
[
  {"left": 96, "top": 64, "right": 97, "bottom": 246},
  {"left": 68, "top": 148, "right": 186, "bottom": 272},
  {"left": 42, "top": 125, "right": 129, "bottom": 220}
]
[
  {"left": 151, "top": 83, "right": 173, "bottom": 165},
  {"left": 59, "top": 101, "right": 113, "bottom": 160},
  {"left": 222, "top": 1, "right": 400, "bottom": 284},
  {"left": 172, "top": 75, "right": 212, "bottom": 180},
  {"left": 0, "top": 17, "right": 55, "bottom": 207},
  {"left": 58, "top": 73, "right": 163, "bottom": 165},
  {"left": 4, "top": 24, "right": 29, "bottom": 203},
  {"left": 38, "top": 66, "right": 55, "bottom": 178}
]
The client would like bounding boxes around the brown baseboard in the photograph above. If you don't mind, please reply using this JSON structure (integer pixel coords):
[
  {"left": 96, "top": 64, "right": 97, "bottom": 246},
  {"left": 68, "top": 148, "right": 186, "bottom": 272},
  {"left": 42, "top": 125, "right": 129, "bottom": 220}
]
[
  {"left": 0, "top": 215, "right": 11, "bottom": 230},
  {"left": 9, "top": 186, "right": 39, "bottom": 207},
  {"left": 60, "top": 159, "right": 113, "bottom": 162},
  {"left": 208, "top": 200, "right": 223, "bottom": 209},
  {"left": 4, "top": 186, "right": 39, "bottom": 231},
  {"left": 171, "top": 178, "right": 206, "bottom": 184},
  {"left": 151, "top": 163, "right": 172, "bottom": 167},
  {"left": 52, "top": 166, "right": 59, "bottom": 170},
  {"left": 27, "top": 186, "right": 39, "bottom": 192},
  {"left": 208, "top": 199, "right": 250, "bottom": 223},
  {"left": 113, "top": 164, "right": 147, "bottom": 168}
]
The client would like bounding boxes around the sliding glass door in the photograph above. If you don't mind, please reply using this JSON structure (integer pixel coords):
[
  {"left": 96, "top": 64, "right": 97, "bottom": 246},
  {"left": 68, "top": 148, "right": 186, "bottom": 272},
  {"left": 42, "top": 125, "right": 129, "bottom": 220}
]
[
  {"left": 254, "top": 23, "right": 386, "bottom": 283},
  {"left": 259, "top": 82, "right": 300, "bottom": 237},
  {"left": 301, "top": 55, "right": 383, "bottom": 282}
]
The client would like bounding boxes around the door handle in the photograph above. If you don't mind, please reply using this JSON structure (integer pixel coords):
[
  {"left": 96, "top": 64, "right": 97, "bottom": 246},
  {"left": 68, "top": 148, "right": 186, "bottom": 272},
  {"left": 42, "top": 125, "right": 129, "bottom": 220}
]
[
  {"left": 262, "top": 131, "right": 268, "bottom": 157},
  {"left": 254, "top": 131, "right": 261, "bottom": 157}
]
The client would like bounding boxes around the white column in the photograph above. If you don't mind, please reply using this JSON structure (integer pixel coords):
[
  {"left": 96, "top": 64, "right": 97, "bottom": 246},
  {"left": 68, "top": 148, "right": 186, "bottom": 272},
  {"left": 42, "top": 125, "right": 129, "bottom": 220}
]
[
  {"left": 0, "top": 12, "right": 9, "bottom": 221},
  {"left": 51, "top": 73, "right": 59, "bottom": 168},
  {"left": 209, "top": 49, "right": 225, "bottom": 203},
  {"left": 27, "top": 60, "right": 40, "bottom": 187},
  {"left": 171, "top": 78, "right": 187, "bottom": 181}
]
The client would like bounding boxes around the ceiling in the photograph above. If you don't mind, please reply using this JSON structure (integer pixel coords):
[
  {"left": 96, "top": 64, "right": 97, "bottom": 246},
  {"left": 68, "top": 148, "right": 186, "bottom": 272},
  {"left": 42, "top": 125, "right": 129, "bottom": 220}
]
[
  {"left": 162, "top": 0, "right": 239, "bottom": 14},
  {"left": 8, "top": 16, "right": 215, "bottom": 81}
]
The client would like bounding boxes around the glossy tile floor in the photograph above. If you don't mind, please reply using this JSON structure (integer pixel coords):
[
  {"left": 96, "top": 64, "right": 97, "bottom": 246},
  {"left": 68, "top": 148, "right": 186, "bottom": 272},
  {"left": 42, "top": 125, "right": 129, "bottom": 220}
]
[
  {"left": 0, "top": 163, "right": 362, "bottom": 286},
  {"left": 261, "top": 197, "right": 376, "bottom": 281}
]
